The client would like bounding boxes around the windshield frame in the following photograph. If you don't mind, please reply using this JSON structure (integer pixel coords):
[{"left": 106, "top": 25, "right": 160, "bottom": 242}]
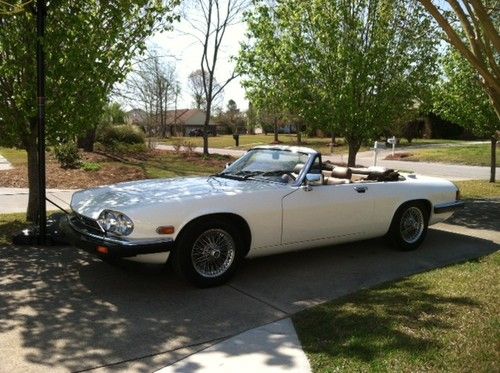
[{"left": 217, "top": 147, "right": 318, "bottom": 186}]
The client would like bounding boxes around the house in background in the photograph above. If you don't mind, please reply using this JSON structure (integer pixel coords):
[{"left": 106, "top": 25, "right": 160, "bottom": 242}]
[{"left": 164, "top": 109, "right": 217, "bottom": 136}]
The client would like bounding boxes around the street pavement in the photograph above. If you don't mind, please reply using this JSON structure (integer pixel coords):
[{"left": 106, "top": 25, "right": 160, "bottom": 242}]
[
  {"left": 0, "top": 200, "right": 498, "bottom": 372},
  {"left": 156, "top": 144, "right": 498, "bottom": 181}
]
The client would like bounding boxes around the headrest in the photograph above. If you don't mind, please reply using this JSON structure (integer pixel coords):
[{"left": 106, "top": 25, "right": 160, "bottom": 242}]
[
  {"left": 331, "top": 166, "right": 352, "bottom": 179},
  {"left": 293, "top": 163, "right": 305, "bottom": 174}
]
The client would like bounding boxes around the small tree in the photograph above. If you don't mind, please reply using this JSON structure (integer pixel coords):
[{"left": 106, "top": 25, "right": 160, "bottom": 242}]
[
  {"left": 434, "top": 49, "right": 499, "bottom": 182},
  {"left": 0, "top": 1, "right": 178, "bottom": 220},
  {"left": 419, "top": 0, "right": 500, "bottom": 120}
]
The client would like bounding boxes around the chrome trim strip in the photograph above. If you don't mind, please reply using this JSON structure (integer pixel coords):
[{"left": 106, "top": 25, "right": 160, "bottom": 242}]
[
  {"left": 433, "top": 201, "right": 465, "bottom": 214},
  {"left": 68, "top": 217, "right": 173, "bottom": 246}
]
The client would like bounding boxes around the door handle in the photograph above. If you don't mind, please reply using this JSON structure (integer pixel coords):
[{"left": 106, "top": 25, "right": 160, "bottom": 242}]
[{"left": 354, "top": 186, "right": 367, "bottom": 193}]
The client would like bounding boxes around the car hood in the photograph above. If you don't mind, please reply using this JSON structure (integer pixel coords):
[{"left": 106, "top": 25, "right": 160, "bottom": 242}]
[{"left": 71, "top": 176, "right": 286, "bottom": 219}]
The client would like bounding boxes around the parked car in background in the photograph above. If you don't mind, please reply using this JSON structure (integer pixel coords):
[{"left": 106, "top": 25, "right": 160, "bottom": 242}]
[
  {"left": 188, "top": 128, "right": 204, "bottom": 137},
  {"left": 63, "top": 146, "right": 464, "bottom": 287}
]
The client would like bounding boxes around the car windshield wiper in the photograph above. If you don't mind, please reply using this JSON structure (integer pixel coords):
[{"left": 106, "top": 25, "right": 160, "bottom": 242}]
[
  {"left": 212, "top": 172, "right": 246, "bottom": 180},
  {"left": 260, "top": 170, "right": 292, "bottom": 176}
]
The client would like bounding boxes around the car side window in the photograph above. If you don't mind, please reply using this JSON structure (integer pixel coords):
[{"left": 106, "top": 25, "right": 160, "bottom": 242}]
[{"left": 309, "top": 155, "right": 322, "bottom": 174}]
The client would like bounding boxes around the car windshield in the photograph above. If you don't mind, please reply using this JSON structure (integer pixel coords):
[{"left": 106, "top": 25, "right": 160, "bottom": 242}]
[{"left": 218, "top": 148, "right": 311, "bottom": 182}]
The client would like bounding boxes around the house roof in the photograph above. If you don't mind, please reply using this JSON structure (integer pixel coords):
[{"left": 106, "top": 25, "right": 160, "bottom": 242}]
[{"left": 164, "top": 109, "right": 215, "bottom": 126}]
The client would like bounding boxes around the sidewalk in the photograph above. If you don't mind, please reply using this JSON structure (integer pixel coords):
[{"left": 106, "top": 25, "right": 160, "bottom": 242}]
[
  {"left": 0, "top": 153, "right": 13, "bottom": 170},
  {"left": 156, "top": 318, "right": 311, "bottom": 373},
  {"left": 0, "top": 187, "right": 75, "bottom": 213}
]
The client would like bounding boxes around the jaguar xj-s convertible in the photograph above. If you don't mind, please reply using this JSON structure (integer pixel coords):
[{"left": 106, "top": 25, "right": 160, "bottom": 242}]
[{"left": 63, "top": 145, "right": 464, "bottom": 287}]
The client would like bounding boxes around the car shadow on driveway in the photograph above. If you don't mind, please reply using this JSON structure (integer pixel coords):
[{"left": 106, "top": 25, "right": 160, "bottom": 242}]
[{"left": 0, "top": 227, "right": 497, "bottom": 372}]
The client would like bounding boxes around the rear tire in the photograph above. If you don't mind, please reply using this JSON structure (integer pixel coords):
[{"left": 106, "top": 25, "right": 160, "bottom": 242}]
[
  {"left": 388, "top": 202, "right": 429, "bottom": 251},
  {"left": 171, "top": 219, "right": 244, "bottom": 287}
]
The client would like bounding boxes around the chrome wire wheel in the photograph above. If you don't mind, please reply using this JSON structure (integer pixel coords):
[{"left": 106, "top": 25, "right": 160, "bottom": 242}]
[
  {"left": 191, "top": 228, "right": 236, "bottom": 278},
  {"left": 399, "top": 206, "right": 425, "bottom": 244}
]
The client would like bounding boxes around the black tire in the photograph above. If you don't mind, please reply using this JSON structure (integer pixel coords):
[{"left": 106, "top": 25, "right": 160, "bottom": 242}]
[
  {"left": 388, "top": 201, "right": 429, "bottom": 251},
  {"left": 171, "top": 219, "right": 244, "bottom": 287}
]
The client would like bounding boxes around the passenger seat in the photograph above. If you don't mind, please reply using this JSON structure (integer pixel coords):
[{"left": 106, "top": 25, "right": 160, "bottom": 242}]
[{"left": 325, "top": 166, "right": 352, "bottom": 185}]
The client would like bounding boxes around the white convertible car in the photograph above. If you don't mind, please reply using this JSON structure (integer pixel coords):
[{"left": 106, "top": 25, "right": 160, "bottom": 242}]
[{"left": 63, "top": 145, "right": 464, "bottom": 287}]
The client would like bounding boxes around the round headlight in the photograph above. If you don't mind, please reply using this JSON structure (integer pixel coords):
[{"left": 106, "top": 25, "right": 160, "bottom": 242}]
[{"left": 97, "top": 210, "right": 134, "bottom": 236}]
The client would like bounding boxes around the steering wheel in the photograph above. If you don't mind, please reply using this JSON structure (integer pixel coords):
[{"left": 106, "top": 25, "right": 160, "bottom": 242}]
[{"left": 281, "top": 172, "right": 296, "bottom": 183}]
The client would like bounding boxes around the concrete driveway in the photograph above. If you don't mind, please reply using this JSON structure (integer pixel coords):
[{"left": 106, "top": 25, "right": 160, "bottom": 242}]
[{"left": 0, "top": 200, "right": 498, "bottom": 372}]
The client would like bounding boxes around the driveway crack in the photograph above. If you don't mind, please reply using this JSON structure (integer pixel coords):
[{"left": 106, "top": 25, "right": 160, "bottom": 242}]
[{"left": 227, "top": 284, "right": 290, "bottom": 315}]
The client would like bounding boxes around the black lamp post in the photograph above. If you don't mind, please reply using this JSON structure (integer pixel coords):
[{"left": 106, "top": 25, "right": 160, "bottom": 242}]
[{"left": 37, "top": 0, "right": 47, "bottom": 244}]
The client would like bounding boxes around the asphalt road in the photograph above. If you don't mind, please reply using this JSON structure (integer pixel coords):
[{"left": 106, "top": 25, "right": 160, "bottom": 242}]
[
  {"left": 156, "top": 144, "right": 498, "bottom": 181},
  {"left": 0, "top": 200, "right": 498, "bottom": 372}
]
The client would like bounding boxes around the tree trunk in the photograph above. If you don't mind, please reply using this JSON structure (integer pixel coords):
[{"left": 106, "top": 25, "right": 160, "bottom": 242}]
[
  {"left": 490, "top": 135, "right": 497, "bottom": 183},
  {"left": 25, "top": 133, "right": 39, "bottom": 222},
  {"left": 273, "top": 117, "right": 278, "bottom": 142},
  {"left": 296, "top": 121, "right": 302, "bottom": 143},
  {"left": 347, "top": 141, "right": 360, "bottom": 167},
  {"left": 203, "top": 105, "right": 211, "bottom": 155},
  {"left": 77, "top": 128, "right": 96, "bottom": 152},
  {"left": 330, "top": 133, "right": 336, "bottom": 153}
]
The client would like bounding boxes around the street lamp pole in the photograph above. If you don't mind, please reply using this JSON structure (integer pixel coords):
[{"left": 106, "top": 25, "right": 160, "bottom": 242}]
[{"left": 36, "top": 0, "right": 47, "bottom": 244}]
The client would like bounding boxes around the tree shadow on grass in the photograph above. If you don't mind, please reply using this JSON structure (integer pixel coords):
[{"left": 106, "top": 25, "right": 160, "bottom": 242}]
[
  {"left": 445, "top": 199, "right": 500, "bottom": 232},
  {"left": 0, "top": 215, "right": 28, "bottom": 246},
  {"left": 293, "top": 278, "right": 479, "bottom": 366}
]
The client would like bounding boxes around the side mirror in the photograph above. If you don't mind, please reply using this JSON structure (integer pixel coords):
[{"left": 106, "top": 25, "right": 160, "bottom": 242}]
[
  {"left": 303, "top": 173, "right": 322, "bottom": 191},
  {"left": 225, "top": 163, "right": 231, "bottom": 169}
]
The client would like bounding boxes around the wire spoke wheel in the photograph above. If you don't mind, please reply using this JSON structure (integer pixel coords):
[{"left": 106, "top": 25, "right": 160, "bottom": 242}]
[
  {"left": 399, "top": 206, "right": 425, "bottom": 244},
  {"left": 191, "top": 228, "right": 236, "bottom": 278}
]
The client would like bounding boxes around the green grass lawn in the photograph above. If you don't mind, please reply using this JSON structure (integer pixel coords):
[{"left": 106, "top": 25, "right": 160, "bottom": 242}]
[
  {"left": 159, "top": 134, "right": 373, "bottom": 154},
  {"left": 404, "top": 144, "right": 496, "bottom": 167},
  {"left": 454, "top": 180, "right": 500, "bottom": 199},
  {"left": 0, "top": 213, "right": 27, "bottom": 246},
  {"left": 0, "top": 147, "right": 27, "bottom": 166},
  {"left": 293, "top": 252, "right": 500, "bottom": 373},
  {"left": 142, "top": 152, "right": 231, "bottom": 179}
]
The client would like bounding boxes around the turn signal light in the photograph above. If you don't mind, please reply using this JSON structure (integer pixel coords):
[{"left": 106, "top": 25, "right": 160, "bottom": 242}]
[
  {"left": 97, "top": 246, "right": 109, "bottom": 254},
  {"left": 156, "top": 226, "right": 175, "bottom": 235}
]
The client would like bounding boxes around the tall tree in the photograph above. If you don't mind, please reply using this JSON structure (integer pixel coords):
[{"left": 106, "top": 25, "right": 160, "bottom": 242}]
[
  {"left": 183, "top": 0, "right": 248, "bottom": 154},
  {"left": 0, "top": 1, "right": 178, "bottom": 220},
  {"left": 418, "top": 0, "right": 500, "bottom": 120},
  {"left": 124, "top": 50, "right": 178, "bottom": 138},
  {"left": 434, "top": 49, "right": 499, "bottom": 182},
  {"left": 239, "top": 0, "right": 439, "bottom": 166}
]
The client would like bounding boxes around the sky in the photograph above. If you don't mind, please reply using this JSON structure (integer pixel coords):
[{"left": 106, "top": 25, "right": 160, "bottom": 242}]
[{"left": 144, "top": 14, "right": 249, "bottom": 112}]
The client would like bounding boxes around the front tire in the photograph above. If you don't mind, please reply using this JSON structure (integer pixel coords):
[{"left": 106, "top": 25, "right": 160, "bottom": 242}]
[
  {"left": 389, "top": 202, "right": 429, "bottom": 251},
  {"left": 171, "top": 219, "right": 244, "bottom": 287}
]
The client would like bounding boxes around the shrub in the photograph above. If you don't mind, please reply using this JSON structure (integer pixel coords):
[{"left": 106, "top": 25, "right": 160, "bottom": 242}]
[
  {"left": 98, "top": 124, "right": 145, "bottom": 146},
  {"left": 54, "top": 141, "right": 81, "bottom": 169},
  {"left": 81, "top": 162, "right": 102, "bottom": 172},
  {"left": 112, "top": 142, "right": 147, "bottom": 154},
  {"left": 172, "top": 139, "right": 183, "bottom": 153},
  {"left": 182, "top": 141, "right": 196, "bottom": 154}
]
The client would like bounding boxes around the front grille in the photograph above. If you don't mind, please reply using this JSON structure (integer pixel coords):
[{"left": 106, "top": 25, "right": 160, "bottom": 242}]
[{"left": 72, "top": 213, "right": 103, "bottom": 235}]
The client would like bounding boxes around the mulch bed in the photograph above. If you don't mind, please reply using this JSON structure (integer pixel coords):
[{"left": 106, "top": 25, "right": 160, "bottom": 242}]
[
  {"left": 0, "top": 162, "right": 146, "bottom": 189},
  {"left": 0, "top": 151, "right": 145, "bottom": 189},
  {"left": 0, "top": 149, "right": 231, "bottom": 189}
]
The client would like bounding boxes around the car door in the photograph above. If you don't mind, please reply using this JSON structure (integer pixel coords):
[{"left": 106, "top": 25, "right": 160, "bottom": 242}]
[{"left": 281, "top": 180, "right": 376, "bottom": 247}]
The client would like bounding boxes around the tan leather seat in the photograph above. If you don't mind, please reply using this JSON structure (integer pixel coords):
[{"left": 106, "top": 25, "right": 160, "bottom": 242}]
[
  {"left": 325, "top": 166, "right": 351, "bottom": 185},
  {"left": 331, "top": 166, "right": 352, "bottom": 179}
]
